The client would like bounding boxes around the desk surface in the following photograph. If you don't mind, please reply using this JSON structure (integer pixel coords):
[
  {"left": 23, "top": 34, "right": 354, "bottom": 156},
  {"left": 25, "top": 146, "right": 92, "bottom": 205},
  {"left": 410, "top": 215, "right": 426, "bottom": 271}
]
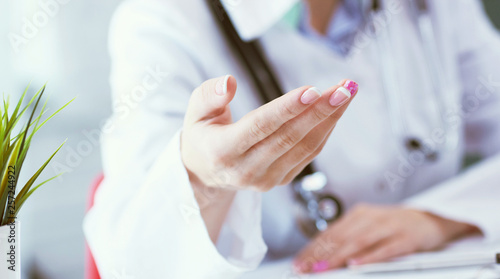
[{"left": 241, "top": 237, "right": 500, "bottom": 279}]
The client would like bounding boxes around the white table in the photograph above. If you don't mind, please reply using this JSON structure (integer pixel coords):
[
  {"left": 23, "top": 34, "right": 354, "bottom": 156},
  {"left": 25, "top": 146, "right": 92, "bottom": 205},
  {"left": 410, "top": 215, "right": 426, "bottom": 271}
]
[{"left": 241, "top": 237, "right": 500, "bottom": 279}]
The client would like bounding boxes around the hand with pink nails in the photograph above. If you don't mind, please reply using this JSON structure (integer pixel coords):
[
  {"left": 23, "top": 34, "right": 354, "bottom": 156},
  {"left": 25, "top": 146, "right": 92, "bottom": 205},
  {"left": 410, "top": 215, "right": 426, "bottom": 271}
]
[
  {"left": 181, "top": 75, "right": 358, "bottom": 243},
  {"left": 292, "top": 205, "right": 479, "bottom": 274}
]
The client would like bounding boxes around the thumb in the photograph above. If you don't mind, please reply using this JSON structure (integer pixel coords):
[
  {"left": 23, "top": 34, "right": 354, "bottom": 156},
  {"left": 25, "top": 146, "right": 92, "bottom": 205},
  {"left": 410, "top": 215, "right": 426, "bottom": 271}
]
[{"left": 185, "top": 75, "right": 237, "bottom": 124}]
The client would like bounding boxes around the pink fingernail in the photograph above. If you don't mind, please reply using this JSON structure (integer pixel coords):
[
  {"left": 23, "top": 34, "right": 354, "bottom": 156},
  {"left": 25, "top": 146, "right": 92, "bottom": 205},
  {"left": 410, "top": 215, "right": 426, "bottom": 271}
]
[
  {"left": 329, "top": 87, "right": 351, "bottom": 106},
  {"left": 312, "top": 260, "right": 329, "bottom": 273},
  {"left": 215, "top": 75, "right": 230, "bottom": 96},
  {"left": 343, "top": 80, "right": 359, "bottom": 96},
  {"left": 300, "top": 87, "right": 322, "bottom": 104}
]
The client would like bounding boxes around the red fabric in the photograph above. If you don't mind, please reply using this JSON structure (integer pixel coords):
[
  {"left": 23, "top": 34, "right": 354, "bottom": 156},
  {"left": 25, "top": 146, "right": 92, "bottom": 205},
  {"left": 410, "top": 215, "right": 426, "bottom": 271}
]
[{"left": 85, "top": 173, "right": 104, "bottom": 279}]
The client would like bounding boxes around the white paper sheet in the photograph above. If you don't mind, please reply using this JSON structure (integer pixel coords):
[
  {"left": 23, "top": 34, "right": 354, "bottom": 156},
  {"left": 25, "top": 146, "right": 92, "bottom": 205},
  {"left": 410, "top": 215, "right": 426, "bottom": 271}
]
[{"left": 241, "top": 237, "right": 500, "bottom": 279}]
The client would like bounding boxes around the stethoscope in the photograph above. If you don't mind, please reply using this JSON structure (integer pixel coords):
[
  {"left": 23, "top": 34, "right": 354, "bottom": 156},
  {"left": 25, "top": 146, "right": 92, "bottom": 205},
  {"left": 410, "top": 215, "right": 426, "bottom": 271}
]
[
  {"left": 209, "top": 0, "right": 452, "bottom": 238},
  {"left": 370, "top": 0, "right": 457, "bottom": 165}
]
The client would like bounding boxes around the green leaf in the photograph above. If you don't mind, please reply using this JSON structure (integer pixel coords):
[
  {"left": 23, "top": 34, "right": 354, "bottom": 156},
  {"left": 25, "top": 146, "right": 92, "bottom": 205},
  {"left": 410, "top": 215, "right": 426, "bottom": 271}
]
[
  {"left": 12, "top": 85, "right": 46, "bottom": 181},
  {"left": 0, "top": 84, "right": 73, "bottom": 225},
  {"left": 3, "top": 84, "right": 38, "bottom": 142},
  {"left": 0, "top": 136, "right": 22, "bottom": 225},
  {"left": 33, "top": 96, "right": 75, "bottom": 133},
  {"left": 14, "top": 95, "right": 50, "bottom": 169},
  {"left": 13, "top": 140, "right": 66, "bottom": 217},
  {"left": 5, "top": 84, "right": 29, "bottom": 134},
  {"left": 9, "top": 173, "right": 63, "bottom": 222},
  {"left": 14, "top": 96, "right": 73, "bottom": 174},
  {"left": 12, "top": 84, "right": 30, "bottom": 120}
]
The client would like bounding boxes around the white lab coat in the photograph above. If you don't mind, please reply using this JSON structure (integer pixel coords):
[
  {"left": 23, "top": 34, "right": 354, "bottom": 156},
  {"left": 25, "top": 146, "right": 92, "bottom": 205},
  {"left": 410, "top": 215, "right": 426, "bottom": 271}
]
[{"left": 83, "top": 0, "right": 500, "bottom": 278}]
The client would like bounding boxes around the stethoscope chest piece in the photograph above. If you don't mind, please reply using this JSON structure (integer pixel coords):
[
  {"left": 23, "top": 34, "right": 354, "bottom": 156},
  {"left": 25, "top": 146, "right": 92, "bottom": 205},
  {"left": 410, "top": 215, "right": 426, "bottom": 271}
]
[
  {"left": 405, "top": 137, "right": 439, "bottom": 162},
  {"left": 293, "top": 172, "right": 344, "bottom": 238}
]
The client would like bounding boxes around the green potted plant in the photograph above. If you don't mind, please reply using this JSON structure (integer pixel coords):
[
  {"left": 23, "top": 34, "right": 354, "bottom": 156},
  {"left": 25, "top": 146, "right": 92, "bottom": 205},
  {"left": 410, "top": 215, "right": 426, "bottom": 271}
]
[{"left": 0, "top": 85, "right": 72, "bottom": 279}]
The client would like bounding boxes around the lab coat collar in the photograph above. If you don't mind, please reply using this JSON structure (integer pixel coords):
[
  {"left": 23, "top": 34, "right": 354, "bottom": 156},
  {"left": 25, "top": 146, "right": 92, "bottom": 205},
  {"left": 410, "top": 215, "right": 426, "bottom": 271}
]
[
  {"left": 222, "top": 0, "right": 376, "bottom": 41},
  {"left": 222, "top": 0, "right": 299, "bottom": 41}
]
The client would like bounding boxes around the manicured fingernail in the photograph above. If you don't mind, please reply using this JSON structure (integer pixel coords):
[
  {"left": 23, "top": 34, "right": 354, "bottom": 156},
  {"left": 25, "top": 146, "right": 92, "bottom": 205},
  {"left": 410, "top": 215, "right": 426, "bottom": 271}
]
[
  {"left": 329, "top": 86, "right": 351, "bottom": 106},
  {"left": 300, "top": 87, "right": 322, "bottom": 104},
  {"left": 216, "top": 75, "right": 230, "bottom": 96},
  {"left": 312, "top": 260, "right": 329, "bottom": 273},
  {"left": 348, "top": 258, "right": 361, "bottom": 266},
  {"left": 343, "top": 80, "right": 359, "bottom": 96}
]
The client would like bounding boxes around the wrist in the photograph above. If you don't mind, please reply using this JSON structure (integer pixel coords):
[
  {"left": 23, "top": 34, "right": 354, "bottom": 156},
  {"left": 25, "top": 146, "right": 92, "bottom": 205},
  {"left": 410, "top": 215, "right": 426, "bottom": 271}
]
[
  {"left": 189, "top": 170, "right": 237, "bottom": 208},
  {"left": 188, "top": 169, "right": 237, "bottom": 243},
  {"left": 422, "top": 211, "right": 481, "bottom": 240}
]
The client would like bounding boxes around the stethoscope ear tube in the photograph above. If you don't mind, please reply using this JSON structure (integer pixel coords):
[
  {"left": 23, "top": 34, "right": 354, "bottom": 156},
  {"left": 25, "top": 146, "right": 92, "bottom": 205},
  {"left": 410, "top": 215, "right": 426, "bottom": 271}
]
[{"left": 370, "top": 0, "right": 453, "bottom": 168}]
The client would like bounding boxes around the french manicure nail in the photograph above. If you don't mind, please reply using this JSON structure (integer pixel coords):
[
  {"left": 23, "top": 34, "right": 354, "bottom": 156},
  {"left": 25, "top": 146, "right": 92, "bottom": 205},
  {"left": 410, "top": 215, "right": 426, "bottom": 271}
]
[
  {"left": 216, "top": 75, "right": 230, "bottom": 96},
  {"left": 329, "top": 86, "right": 351, "bottom": 106},
  {"left": 343, "top": 80, "right": 359, "bottom": 96},
  {"left": 312, "top": 260, "right": 329, "bottom": 273},
  {"left": 300, "top": 87, "right": 322, "bottom": 104}
]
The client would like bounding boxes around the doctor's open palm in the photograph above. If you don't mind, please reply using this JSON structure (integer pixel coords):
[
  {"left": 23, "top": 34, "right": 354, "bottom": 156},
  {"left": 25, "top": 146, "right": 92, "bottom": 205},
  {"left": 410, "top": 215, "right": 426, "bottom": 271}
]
[{"left": 181, "top": 75, "right": 357, "bottom": 242}]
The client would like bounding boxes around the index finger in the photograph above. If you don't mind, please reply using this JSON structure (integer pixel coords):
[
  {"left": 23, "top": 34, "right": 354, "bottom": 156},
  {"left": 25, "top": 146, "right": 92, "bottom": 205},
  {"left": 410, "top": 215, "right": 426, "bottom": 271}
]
[{"left": 232, "top": 86, "right": 323, "bottom": 152}]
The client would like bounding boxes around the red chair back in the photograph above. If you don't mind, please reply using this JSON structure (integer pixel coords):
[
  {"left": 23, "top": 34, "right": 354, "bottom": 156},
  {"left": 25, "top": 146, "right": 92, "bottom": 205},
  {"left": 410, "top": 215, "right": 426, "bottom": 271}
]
[{"left": 85, "top": 173, "right": 104, "bottom": 279}]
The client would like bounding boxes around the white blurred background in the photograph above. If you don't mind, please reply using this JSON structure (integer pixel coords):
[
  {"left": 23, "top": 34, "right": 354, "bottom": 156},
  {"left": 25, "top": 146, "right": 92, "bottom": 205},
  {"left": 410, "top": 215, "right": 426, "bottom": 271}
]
[{"left": 0, "top": 0, "right": 498, "bottom": 278}]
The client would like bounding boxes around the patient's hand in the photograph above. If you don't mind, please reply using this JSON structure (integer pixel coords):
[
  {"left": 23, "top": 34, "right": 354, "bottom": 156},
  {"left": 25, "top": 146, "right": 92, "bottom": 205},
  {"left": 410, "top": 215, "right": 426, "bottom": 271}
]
[
  {"left": 293, "top": 204, "right": 480, "bottom": 274},
  {"left": 181, "top": 75, "right": 357, "bottom": 242}
]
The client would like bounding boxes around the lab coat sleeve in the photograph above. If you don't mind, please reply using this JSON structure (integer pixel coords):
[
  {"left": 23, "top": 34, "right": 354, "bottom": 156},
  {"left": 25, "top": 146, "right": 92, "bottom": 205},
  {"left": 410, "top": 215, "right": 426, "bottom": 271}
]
[
  {"left": 405, "top": 1, "right": 500, "bottom": 242},
  {"left": 82, "top": 1, "right": 267, "bottom": 278}
]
